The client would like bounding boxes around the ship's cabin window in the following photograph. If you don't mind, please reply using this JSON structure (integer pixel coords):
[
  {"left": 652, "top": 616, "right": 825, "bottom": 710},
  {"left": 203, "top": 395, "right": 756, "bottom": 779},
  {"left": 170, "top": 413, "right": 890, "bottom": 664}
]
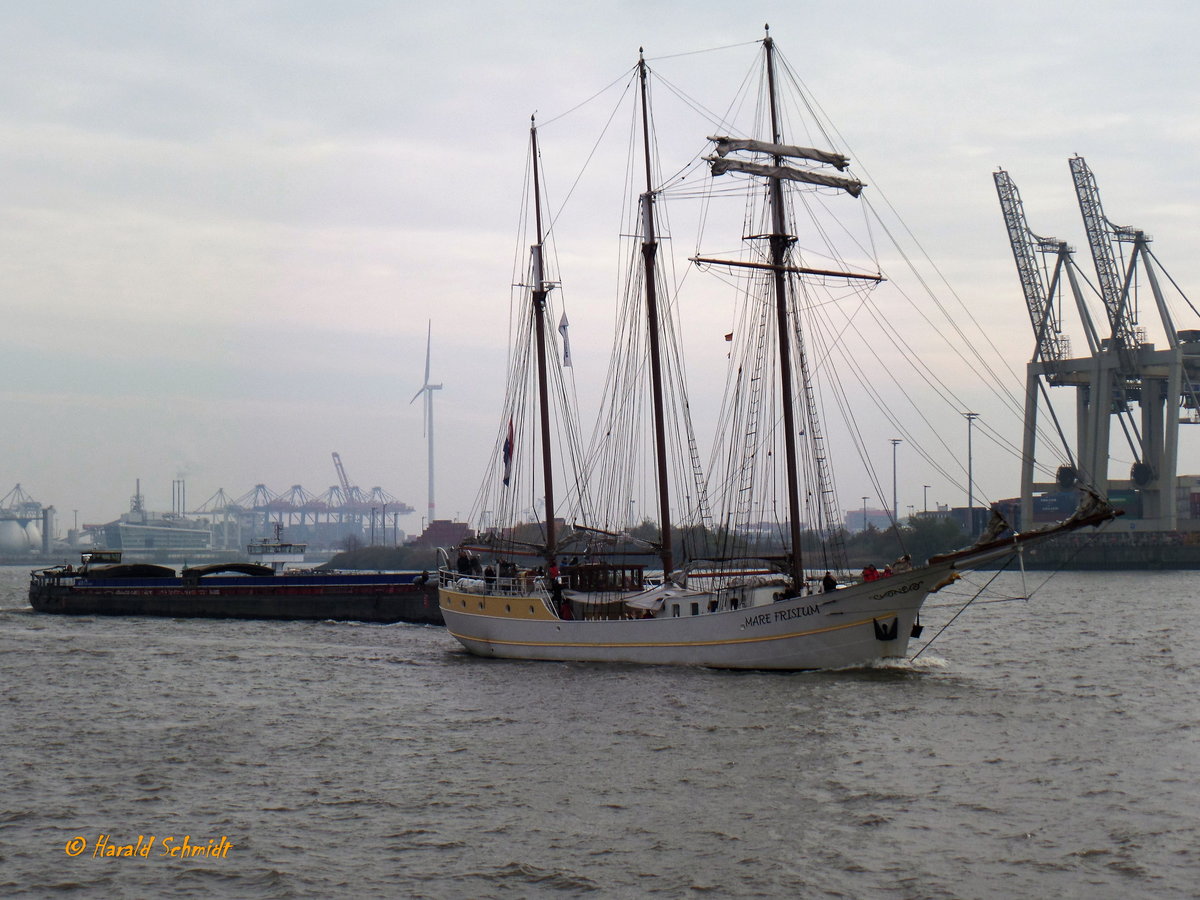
[
  {"left": 563, "top": 562, "right": 646, "bottom": 593},
  {"left": 672, "top": 604, "right": 680, "bottom": 617},
  {"left": 690, "top": 602, "right": 699, "bottom": 616}
]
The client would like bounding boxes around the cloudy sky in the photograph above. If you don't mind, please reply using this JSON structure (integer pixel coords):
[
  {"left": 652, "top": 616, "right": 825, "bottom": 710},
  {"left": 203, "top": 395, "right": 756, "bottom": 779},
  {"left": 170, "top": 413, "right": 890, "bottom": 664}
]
[{"left": 2, "top": 0, "right": 1198, "bottom": 532}]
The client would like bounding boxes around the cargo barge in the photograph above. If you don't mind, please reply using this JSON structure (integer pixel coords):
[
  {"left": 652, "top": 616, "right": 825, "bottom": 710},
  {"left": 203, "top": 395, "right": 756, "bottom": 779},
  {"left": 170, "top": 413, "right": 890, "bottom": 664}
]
[{"left": 29, "top": 548, "right": 442, "bottom": 625}]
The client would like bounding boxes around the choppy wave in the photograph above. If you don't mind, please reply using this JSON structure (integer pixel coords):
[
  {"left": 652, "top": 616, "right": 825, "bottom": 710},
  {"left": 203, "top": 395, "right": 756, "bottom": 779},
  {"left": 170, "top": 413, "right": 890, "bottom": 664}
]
[{"left": 1, "top": 568, "right": 1197, "bottom": 897}]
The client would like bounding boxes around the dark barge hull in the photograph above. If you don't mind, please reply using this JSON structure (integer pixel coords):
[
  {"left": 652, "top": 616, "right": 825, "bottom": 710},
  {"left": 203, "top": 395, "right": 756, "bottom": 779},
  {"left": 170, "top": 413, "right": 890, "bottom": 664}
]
[{"left": 29, "top": 571, "right": 443, "bottom": 625}]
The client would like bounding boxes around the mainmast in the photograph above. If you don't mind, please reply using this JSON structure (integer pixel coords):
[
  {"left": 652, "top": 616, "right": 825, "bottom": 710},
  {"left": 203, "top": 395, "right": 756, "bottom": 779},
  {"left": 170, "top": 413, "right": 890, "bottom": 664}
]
[
  {"left": 763, "top": 32, "right": 806, "bottom": 587},
  {"left": 637, "top": 51, "right": 675, "bottom": 576},
  {"left": 529, "top": 120, "right": 557, "bottom": 566}
]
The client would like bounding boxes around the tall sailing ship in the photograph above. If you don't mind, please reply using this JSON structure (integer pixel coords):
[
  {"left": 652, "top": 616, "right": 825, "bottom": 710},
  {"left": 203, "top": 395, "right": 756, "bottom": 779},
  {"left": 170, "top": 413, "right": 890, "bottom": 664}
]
[{"left": 436, "top": 31, "right": 1118, "bottom": 669}]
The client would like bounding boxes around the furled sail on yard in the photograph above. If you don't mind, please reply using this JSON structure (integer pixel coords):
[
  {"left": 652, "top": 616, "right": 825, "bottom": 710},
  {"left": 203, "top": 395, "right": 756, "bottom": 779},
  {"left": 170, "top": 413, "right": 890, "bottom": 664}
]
[
  {"left": 707, "top": 155, "right": 864, "bottom": 196},
  {"left": 708, "top": 135, "right": 850, "bottom": 169}
]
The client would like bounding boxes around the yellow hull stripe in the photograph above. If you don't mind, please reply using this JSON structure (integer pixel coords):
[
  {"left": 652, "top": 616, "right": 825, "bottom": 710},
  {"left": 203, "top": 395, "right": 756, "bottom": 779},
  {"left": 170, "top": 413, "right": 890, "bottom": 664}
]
[
  {"left": 440, "top": 588, "right": 559, "bottom": 620},
  {"left": 445, "top": 611, "right": 900, "bottom": 650}
]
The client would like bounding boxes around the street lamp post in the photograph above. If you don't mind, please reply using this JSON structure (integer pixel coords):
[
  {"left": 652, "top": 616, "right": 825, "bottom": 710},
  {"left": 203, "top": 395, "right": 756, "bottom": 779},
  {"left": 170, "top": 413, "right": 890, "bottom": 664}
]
[
  {"left": 963, "top": 412, "right": 980, "bottom": 534},
  {"left": 923, "top": 485, "right": 930, "bottom": 514},
  {"left": 890, "top": 438, "right": 902, "bottom": 525},
  {"left": 862, "top": 496, "right": 869, "bottom": 532}
]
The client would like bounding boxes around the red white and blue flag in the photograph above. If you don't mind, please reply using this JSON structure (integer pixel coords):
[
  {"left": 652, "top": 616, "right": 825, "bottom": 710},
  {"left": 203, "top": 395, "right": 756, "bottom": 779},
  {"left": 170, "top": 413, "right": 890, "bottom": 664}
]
[{"left": 502, "top": 418, "right": 514, "bottom": 486}]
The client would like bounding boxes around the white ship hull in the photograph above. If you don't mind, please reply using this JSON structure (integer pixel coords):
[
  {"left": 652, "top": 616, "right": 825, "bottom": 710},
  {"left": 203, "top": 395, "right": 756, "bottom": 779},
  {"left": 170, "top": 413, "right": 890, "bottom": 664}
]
[{"left": 438, "top": 566, "right": 954, "bottom": 670}]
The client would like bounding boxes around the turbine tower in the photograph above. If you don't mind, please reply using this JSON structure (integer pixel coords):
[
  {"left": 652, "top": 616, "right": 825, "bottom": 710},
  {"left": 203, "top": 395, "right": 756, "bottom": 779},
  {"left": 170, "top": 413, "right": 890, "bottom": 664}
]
[{"left": 410, "top": 321, "right": 442, "bottom": 526}]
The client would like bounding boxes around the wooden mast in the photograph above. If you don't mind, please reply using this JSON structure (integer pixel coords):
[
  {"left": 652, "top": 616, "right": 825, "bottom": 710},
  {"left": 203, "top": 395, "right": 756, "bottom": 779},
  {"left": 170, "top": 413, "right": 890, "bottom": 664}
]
[
  {"left": 636, "top": 50, "right": 674, "bottom": 577},
  {"left": 763, "top": 31, "right": 805, "bottom": 588},
  {"left": 529, "top": 120, "right": 556, "bottom": 567}
]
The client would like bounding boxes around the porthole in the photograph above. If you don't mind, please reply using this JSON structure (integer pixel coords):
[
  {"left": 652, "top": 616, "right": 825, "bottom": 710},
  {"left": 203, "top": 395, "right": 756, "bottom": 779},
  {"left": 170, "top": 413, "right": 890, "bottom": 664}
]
[
  {"left": 529, "top": 605, "right": 535, "bottom": 614},
  {"left": 505, "top": 604, "right": 511, "bottom": 613}
]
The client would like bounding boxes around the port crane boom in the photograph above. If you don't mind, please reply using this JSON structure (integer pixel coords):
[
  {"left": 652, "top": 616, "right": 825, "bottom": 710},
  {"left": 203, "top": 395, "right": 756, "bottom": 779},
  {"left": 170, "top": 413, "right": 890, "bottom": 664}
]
[
  {"left": 995, "top": 169, "right": 1075, "bottom": 369},
  {"left": 1070, "top": 155, "right": 1144, "bottom": 358}
]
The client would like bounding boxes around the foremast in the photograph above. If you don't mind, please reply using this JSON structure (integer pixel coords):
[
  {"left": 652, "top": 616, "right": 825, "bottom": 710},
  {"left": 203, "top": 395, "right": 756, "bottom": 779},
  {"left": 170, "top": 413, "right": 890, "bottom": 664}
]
[
  {"left": 529, "top": 120, "right": 557, "bottom": 569},
  {"left": 696, "top": 29, "right": 872, "bottom": 587},
  {"left": 637, "top": 50, "right": 675, "bottom": 577},
  {"left": 762, "top": 33, "right": 806, "bottom": 589}
]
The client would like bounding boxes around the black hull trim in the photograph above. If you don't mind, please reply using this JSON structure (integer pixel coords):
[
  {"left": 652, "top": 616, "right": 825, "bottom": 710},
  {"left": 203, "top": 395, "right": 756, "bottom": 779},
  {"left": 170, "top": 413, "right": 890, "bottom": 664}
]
[{"left": 29, "top": 580, "right": 444, "bottom": 625}]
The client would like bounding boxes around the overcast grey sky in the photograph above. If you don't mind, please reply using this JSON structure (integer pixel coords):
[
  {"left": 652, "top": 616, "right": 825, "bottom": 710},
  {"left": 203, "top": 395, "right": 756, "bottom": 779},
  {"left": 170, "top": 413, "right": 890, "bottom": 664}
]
[{"left": 2, "top": 0, "right": 1198, "bottom": 529}]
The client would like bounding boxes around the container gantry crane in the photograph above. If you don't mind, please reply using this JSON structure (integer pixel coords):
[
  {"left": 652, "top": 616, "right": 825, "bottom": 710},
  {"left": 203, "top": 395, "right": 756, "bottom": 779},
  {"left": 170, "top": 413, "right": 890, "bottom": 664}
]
[{"left": 997, "top": 158, "right": 1200, "bottom": 529}]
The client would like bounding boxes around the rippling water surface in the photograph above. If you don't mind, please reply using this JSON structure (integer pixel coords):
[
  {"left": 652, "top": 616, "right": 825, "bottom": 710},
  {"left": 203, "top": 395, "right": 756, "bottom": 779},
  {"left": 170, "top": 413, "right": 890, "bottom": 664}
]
[{"left": 2, "top": 565, "right": 1196, "bottom": 898}]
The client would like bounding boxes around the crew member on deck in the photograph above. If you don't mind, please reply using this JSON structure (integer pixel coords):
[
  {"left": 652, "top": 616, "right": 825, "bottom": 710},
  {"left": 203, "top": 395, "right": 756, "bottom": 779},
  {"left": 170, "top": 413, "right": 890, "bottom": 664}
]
[{"left": 553, "top": 579, "right": 571, "bottom": 619}]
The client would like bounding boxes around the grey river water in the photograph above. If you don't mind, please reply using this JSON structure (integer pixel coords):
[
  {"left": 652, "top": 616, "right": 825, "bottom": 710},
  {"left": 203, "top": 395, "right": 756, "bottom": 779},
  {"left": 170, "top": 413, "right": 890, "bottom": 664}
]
[{"left": 1, "top": 565, "right": 1197, "bottom": 898}]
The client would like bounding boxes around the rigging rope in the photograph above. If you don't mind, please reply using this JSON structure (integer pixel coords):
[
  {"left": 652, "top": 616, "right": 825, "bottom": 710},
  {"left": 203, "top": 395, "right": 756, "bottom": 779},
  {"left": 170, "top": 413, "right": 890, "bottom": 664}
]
[
  {"left": 911, "top": 521, "right": 1119, "bottom": 660},
  {"left": 911, "top": 560, "right": 1014, "bottom": 660}
]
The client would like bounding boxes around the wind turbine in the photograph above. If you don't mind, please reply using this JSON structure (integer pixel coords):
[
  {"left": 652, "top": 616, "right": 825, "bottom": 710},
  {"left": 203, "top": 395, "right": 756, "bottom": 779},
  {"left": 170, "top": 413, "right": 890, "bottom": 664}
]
[{"left": 410, "top": 321, "right": 442, "bottom": 528}]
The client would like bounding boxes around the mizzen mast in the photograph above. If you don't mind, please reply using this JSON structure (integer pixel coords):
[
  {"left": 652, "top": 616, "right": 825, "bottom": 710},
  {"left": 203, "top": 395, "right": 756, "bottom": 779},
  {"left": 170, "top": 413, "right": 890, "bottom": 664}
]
[
  {"left": 529, "top": 120, "right": 557, "bottom": 567},
  {"left": 637, "top": 50, "right": 675, "bottom": 576}
]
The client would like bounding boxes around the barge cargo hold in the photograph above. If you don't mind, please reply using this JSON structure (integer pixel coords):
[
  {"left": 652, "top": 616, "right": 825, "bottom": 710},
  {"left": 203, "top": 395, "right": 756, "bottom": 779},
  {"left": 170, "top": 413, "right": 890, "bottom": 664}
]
[{"left": 29, "top": 552, "right": 442, "bottom": 625}]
